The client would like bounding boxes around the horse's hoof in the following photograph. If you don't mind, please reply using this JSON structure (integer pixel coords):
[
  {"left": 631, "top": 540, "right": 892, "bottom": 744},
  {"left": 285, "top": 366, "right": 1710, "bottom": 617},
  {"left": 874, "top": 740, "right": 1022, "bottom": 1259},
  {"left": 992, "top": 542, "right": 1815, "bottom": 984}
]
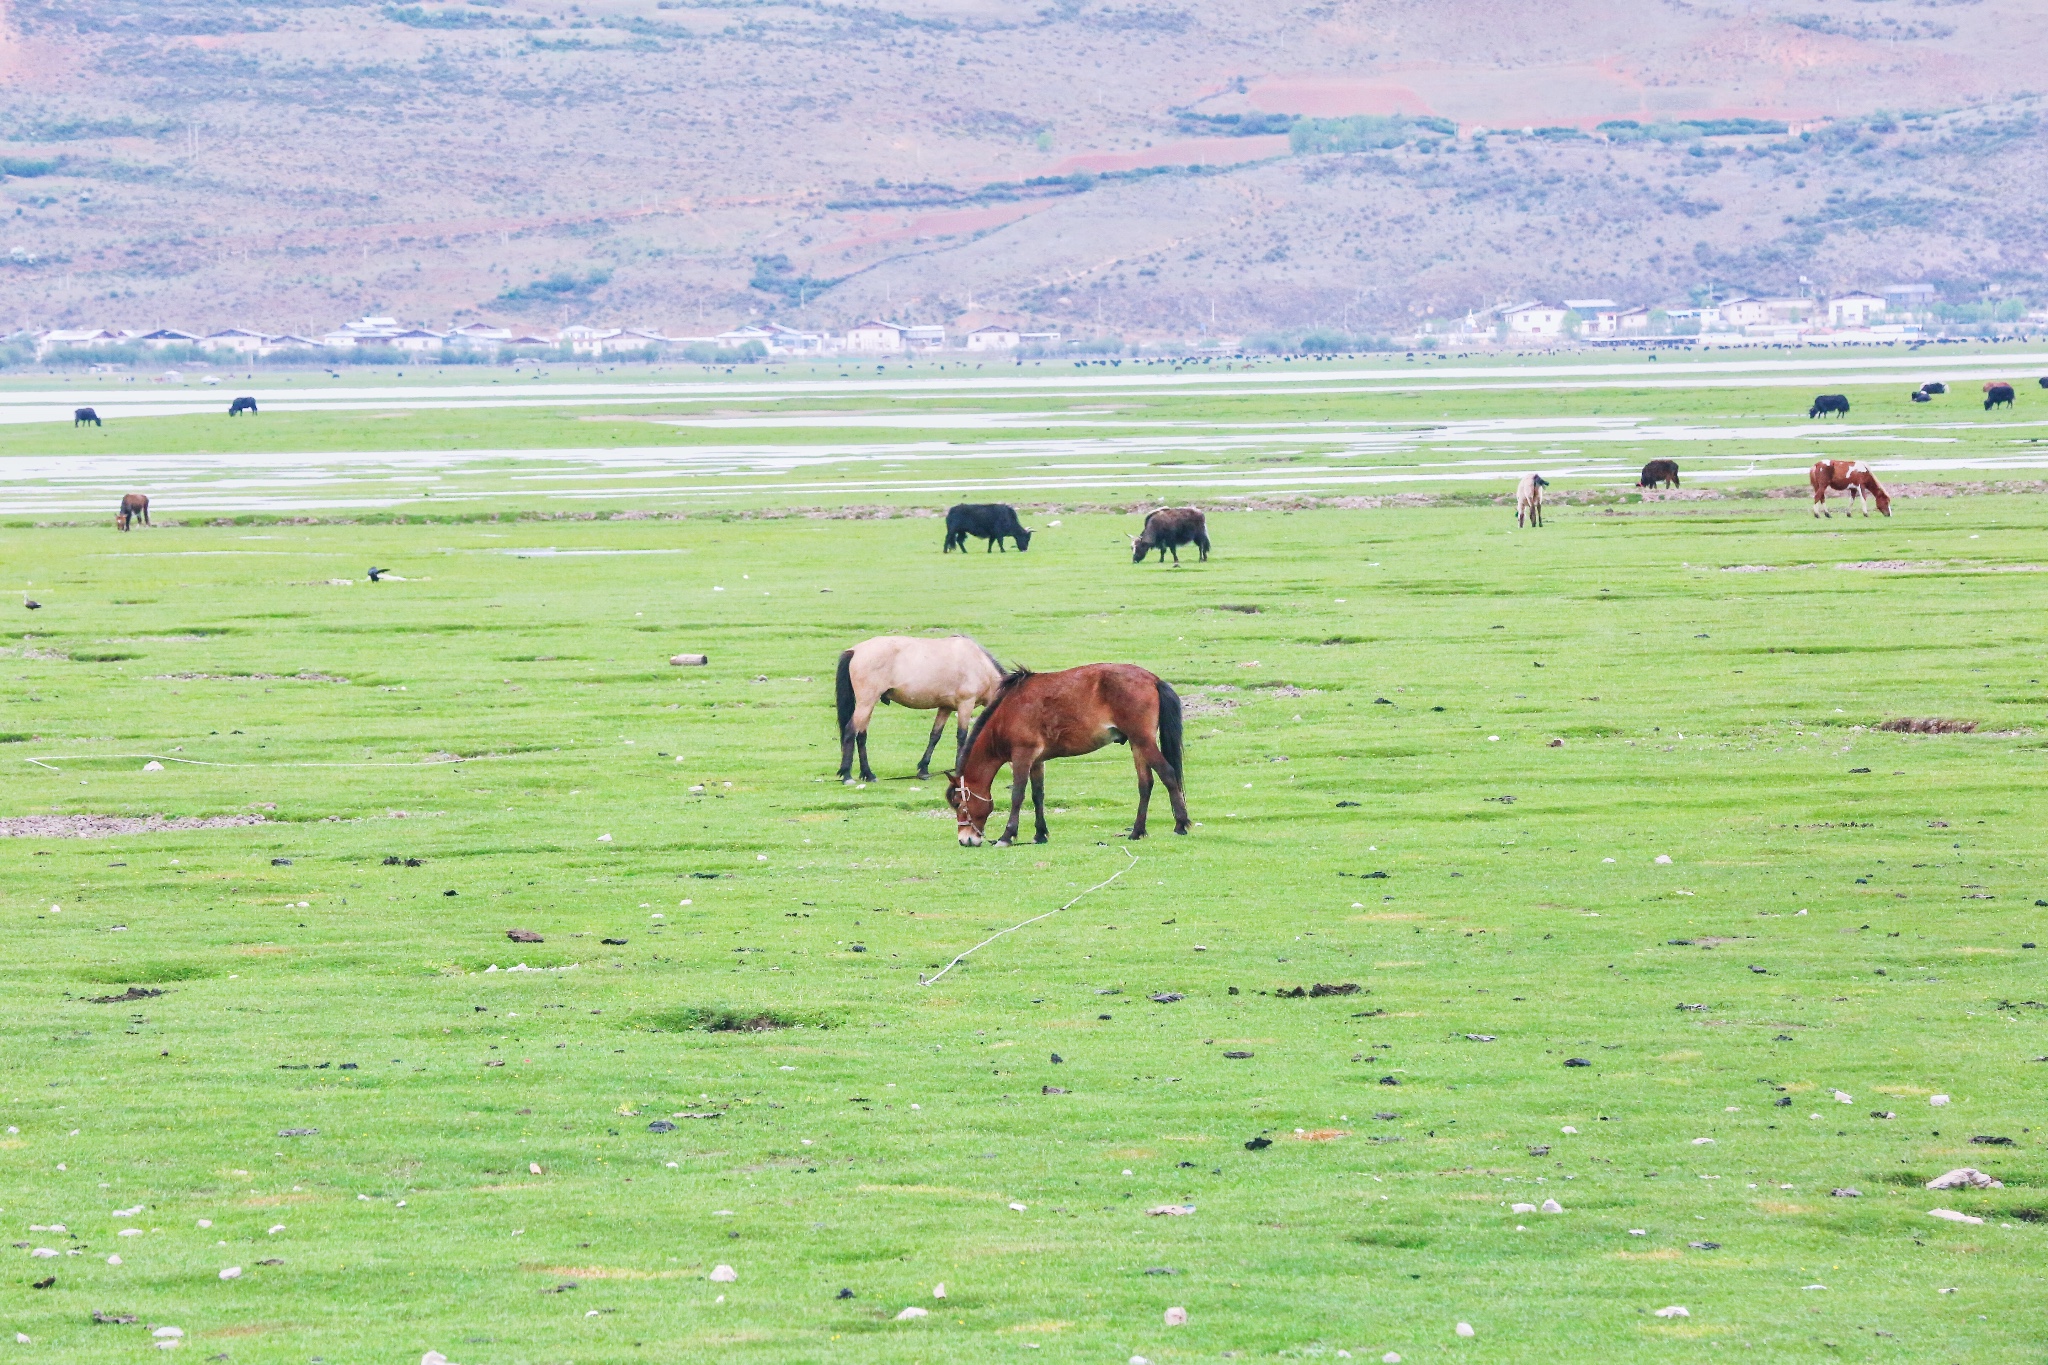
[
  {"left": 1033, "top": 834, "right": 1048, "bottom": 844},
  {"left": 993, "top": 838, "right": 1012, "bottom": 848}
]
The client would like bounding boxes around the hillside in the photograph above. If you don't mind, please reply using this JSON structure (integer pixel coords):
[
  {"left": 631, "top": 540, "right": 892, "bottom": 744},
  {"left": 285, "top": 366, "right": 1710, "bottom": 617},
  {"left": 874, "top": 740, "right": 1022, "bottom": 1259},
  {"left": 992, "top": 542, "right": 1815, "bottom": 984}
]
[{"left": 3, "top": 0, "right": 2046, "bottom": 337}]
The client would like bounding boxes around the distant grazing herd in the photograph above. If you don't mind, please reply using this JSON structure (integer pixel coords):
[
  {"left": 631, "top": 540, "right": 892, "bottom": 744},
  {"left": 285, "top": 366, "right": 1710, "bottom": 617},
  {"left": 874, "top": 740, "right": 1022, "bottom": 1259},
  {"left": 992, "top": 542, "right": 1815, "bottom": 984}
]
[{"left": 72, "top": 378, "right": 2045, "bottom": 539}]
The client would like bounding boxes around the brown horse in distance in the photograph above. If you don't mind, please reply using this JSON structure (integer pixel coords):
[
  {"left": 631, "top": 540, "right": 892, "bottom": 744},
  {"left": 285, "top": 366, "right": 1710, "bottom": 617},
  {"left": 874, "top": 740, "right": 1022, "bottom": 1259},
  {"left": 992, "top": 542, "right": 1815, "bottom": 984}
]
[
  {"left": 945, "top": 664, "right": 1188, "bottom": 846},
  {"left": 117, "top": 493, "right": 150, "bottom": 531},
  {"left": 1809, "top": 460, "right": 1891, "bottom": 518}
]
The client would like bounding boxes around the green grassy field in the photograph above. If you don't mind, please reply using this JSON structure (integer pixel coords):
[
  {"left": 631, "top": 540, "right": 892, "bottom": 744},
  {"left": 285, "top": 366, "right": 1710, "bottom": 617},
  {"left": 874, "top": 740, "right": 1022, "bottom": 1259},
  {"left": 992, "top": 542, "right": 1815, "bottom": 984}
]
[{"left": 3, "top": 493, "right": 2044, "bottom": 1363}]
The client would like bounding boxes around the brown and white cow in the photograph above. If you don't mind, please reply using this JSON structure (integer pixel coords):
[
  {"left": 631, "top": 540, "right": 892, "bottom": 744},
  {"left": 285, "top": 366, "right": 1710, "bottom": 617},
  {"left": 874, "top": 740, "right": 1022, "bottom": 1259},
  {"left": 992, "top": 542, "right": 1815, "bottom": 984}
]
[{"left": 1809, "top": 460, "right": 1890, "bottom": 518}]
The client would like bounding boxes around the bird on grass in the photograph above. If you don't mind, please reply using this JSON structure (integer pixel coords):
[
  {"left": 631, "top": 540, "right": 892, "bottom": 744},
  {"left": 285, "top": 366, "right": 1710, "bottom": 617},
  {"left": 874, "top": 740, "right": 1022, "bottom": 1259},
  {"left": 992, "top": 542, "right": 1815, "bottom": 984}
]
[
  {"left": 366, "top": 567, "right": 385, "bottom": 582},
  {"left": 22, "top": 592, "right": 40, "bottom": 610}
]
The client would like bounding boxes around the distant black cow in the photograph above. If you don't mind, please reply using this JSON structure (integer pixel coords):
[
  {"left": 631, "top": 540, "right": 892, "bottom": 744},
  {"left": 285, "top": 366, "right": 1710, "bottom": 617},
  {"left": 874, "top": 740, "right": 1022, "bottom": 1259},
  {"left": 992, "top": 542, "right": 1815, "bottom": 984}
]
[
  {"left": 1911, "top": 390, "right": 1931, "bottom": 403},
  {"left": 1132, "top": 507, "right": 1209, "bottom": 564},
  {"left": 943, "top": 503, "right": 1031, "bottom": 553},
  {"left": 74, "top": 407, "right": 101, "bottom": 427},
  {"left": 228, "top": 396, "right": 258, "bottom": 416},
  {"left": 1984, "top": 383, "right": 2016, "bottom": 411},
  {"left": 1637, "top": 459, "right": 1680, "bottom": 489},
  {"left": 1809, "top": 394, "right": 1850, "bottom": 419},
  {"left": 1921, "top": 381, "right": 1948, "bottom": 395}
]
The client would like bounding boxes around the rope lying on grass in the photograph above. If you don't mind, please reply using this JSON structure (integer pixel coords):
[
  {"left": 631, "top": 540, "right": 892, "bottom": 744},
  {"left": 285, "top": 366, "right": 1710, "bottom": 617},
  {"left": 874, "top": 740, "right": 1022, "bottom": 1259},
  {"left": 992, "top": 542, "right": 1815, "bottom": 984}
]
[{"left": 920, "top": 848, "right": 1137, "bottom": 987}]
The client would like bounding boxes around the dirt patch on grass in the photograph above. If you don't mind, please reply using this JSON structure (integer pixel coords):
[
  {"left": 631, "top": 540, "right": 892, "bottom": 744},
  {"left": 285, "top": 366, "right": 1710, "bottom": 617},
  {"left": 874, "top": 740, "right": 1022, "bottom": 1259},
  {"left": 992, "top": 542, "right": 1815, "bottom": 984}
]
[
  {"left": 87, "top": 985, "right": 165, "bottom": 1004},
  {"left": 150, "top": 672, "right": 348, "bottom": 683},
  {"left": 651, "top": 1005, "right": 815, "bottom": 1032},
  {"left": 1878, "top": 717, "right": 1977, "bottom": 734},
  {"left": 1181, "top": 690, "right": 1241, "bottom": 717},
  {"left": 1, "top": 813, "right": 270, "bottom": 838},
  {"left": 1615, "top": 1249, "right": 1684, "bottom": 1262}
]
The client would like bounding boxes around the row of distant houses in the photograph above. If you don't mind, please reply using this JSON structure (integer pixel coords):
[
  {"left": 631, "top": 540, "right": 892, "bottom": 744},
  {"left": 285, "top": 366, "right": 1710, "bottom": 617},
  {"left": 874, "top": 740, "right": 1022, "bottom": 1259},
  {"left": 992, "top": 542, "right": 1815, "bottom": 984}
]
[
  {"left": 1492, "top": 288, "right": 1909, "bottom": 341},
  {"left": 31, "top": 317, "right": 1064, "bottom": 359}
]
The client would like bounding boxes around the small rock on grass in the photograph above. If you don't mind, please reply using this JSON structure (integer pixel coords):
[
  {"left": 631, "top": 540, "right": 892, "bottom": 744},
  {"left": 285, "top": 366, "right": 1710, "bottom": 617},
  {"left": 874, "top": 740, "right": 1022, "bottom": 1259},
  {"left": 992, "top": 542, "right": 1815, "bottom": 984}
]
[
  {"left": 1830, "top": 1188, "right": 1861, "bottom": 1198},
  {"left": 1540, "top": 1199, "right": 1564, "bottom": 1214},
  {"left": 1654, "top": 1306, "right": 1689, "bottom": 1318},
  {"left": 1456, "top": 1323, "right": 1475, "bottom": 1338},
  {"left": 506, "top": 929, "right": 544, "bottom": 943},
  {"left": 1928, "top": 1209, "right": 1983, "bottom": 1224},
  {"left": 1147, "top": 1204, "right": 1197, "bottom": 1217},
  {"left": 895, "top": 1306, "right": 928, "bottom": 1320},
  {"left": 1164, "top": 1306, "right": 1187, "bottom": 1326},
  {"left": 219, "top": 1266, "right": 241, "bottom": 1279},
  {"left": 709, "top": 1264, "right": 737, "bottom": 1282},
  {"left": 1927, "top": 1168, "right": 2001, "bottom": 1190}
]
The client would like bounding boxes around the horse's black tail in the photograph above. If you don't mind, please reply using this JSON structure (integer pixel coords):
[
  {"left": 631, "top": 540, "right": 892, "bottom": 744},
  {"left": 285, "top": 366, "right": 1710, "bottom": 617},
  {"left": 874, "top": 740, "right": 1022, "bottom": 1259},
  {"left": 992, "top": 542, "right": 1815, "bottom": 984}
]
[
  {"left": 1155, "top": 678, "right": 1184, "bottom": 783},
  {"left": 835, "top": 650, "right": 856, "bottom": 739}
]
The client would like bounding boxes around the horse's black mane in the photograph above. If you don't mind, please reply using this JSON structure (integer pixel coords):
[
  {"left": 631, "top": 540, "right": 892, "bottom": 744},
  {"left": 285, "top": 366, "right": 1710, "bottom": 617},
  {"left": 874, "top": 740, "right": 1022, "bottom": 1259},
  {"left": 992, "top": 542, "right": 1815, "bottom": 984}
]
[{"left": 961, "top": 666, "right": 1032, "bottom": 761}]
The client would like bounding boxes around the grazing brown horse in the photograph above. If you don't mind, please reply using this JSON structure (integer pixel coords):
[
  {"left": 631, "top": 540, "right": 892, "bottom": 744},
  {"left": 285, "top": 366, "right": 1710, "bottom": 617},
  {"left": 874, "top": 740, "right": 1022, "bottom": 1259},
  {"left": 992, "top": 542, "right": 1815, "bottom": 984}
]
[
  {"left": 1809, "top": 460, "right": 1890, "bottom": 518},
  {"left": 945, "top": 664, "right": 1187, "bottom": 846},
  {"left": 117, "top": 493, "right": 150, "bottom": 531}
]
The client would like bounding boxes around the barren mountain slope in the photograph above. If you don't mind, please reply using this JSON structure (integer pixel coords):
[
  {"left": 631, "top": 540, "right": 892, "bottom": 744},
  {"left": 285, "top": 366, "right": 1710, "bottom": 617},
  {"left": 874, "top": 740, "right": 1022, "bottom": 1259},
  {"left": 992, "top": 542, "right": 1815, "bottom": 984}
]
[{"left": 2, "top": 0, "right": 2043, "bottom": 334}]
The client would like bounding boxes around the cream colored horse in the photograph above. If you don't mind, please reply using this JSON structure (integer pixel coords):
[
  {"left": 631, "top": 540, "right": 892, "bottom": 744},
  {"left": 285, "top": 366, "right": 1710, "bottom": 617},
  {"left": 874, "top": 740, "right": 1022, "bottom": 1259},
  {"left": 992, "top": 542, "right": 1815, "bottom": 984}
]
[{"left": 836, "top": 634, "right": 1005, "bottom": 783}]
